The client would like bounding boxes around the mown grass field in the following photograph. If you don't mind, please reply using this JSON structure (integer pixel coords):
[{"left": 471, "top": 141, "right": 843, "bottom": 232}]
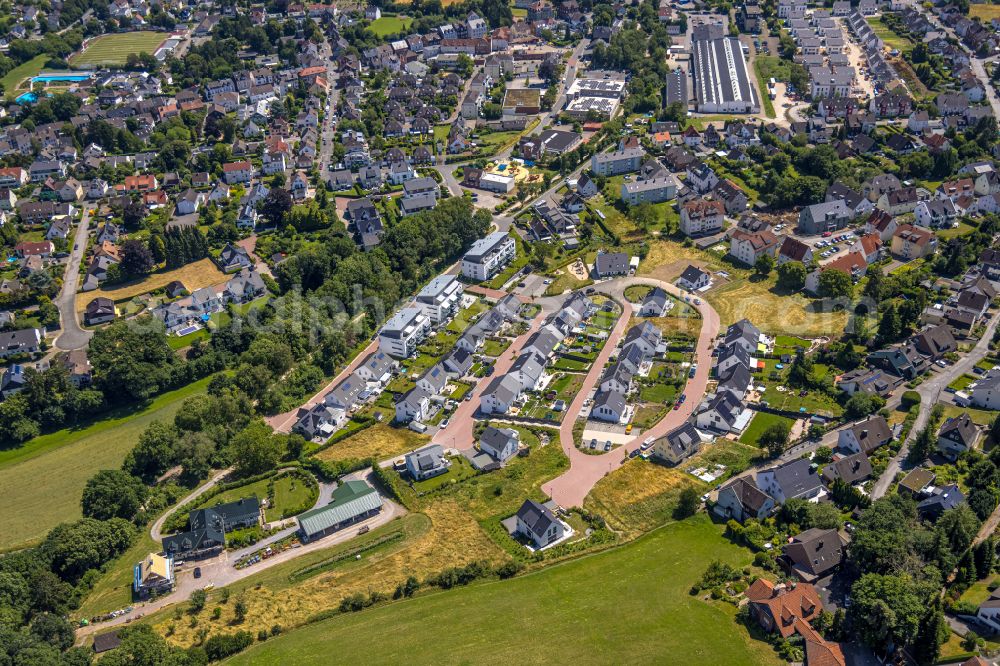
[
  {"left": 75, "top": 258, "right": 226, "bottom": 312},
  {"left": 194, "top": 472, "right": 317, "bottom": 523},
  {"left": 368, "top": 15, "right": 412, "bottom": 36},
  {"left": 70, "top": 31, "right": 166, "bottom": 66},
  {"left": 229, "top": 515, "right": 781, "bottom": 666},
  {"left": 0, "top": 55, "right": 47, "bottom": 97},
  {"left": 739, "top": 412, "right": 795, "bottom": 446},
  {"left": 0, "top": 376, "right": 212, "bottom": 551}
]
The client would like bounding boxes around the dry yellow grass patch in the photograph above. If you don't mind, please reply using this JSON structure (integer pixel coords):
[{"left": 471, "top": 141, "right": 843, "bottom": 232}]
[
  {"left": 160, "top": 501, "right": 505, "bottom": 647},
  {"left": 316, "top": 425, "right": 429, "bottom": 463},
  {"left": 76, "top": 258, "right": 227, "bottom": 311},
  {"left": 971, "top": 4, "right": 1000, "bottom": 20},
  {"left": 641, "top": 240, "right": 727, "bottom": 283},
  {"left": 646, "top": 315, "right": 702, "bottom": 338},
  {"left": 706, "top": 279, "right": 848, "bottom": 338},
  {"left": 585, "top": 460, "right": 707, "bottom": 539}
]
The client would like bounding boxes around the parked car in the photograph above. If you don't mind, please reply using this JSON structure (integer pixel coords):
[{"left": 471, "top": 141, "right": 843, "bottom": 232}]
[{"left": 193, "top": 567, "right": 201, "bottom": 579}]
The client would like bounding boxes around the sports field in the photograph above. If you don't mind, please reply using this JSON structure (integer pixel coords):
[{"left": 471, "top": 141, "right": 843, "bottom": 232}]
[
  {"left": 0, "top": 376, "right": 212, "bottom": 551},
  {"left": 229, "top": 515, "right": 781, "bottom": 665},
  {"left": 70, "top": 31, "right": 167, "bottom": 66}
]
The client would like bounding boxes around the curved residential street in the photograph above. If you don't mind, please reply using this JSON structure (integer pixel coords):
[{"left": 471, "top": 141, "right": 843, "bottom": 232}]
[
  {"left": 542, "top": 277, "right": 721, "bottom": 508},
  {"left": 54, "top": 207, "right": 93, "bottom": 351}
]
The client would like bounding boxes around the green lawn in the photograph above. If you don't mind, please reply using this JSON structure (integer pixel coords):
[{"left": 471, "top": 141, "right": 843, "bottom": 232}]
[
  {"left": 0, "top": 376, "right": 213, "bottom": 551},
  {"left": 0, "top": 55, "right": 47, "bottom": 98},
  {"left": 194, "top": 471, "right": 318, "bottom": 523},
  {"left": 229, "top": 515, "right": 781, "bottom": 666},
  {"left": 70, "top": 31, "right": 167, "bottom": 66},
  {"left": 739, "top": 412, "right": 795, "bottom": 446},
  {"left": 368, "top": 15, "right": 413, "bottom": 37},
  {"left": 867, "top": 17, "right": 913, "bottom": 54},
  {"left": 948, "top": 374, "right": 979, "bottom": 393}
]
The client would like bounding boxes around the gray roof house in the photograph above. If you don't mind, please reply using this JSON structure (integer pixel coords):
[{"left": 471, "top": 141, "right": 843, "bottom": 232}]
[
  {"left": 937, "top": 412, "right": 980, "bottom": 460},
  {"left": 591, "top": 389, "right": 627, "bottom": 423},
  {"left": 405, "top": 444, "right": 450, "bottom": 481},
  {"left": 714, "top": 477, "right": 775, "bottom": 523},
  {"left": 821, "top": 452, "right": 872, "bottom": 486},
  {"left": 480, "top": 426, "right": 520, "bottom": 462},
  {"left": 594, "top": 251, "right": 630, "bottom": 277},
  {"left": 798, "top": 199, "right": 853, "bottom": 234},
  {"left": 652, "top": 421, "right": 703, "bottom": 465},
  {"left": 514, "top": 499, "right": 567, "bottom": 550},
  {"left": 781, "top": 527, "right": 845, "bottom": 582},
  {"left": 755, "top": 458, "right": 823, "bottom": 504}
]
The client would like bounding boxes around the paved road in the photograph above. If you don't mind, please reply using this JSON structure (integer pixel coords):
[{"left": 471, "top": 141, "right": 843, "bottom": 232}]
[
  {"left": 54, "top": 207, "right": 93, "bottom": 351},
  {"left": 907, "top": 1, "right": 1000, "bottom": 120},
  {"left": 542, "top": 276, "right": 721, "bottom": 507},
  {"left": 870, "top": 310, "right": 1000, "bottom": 500},
  {"left": 77, "top": 493, "right": 403, "bottom": 641},
  {"left": 432, "top": 308, "right": 552, "bottom": 450}
]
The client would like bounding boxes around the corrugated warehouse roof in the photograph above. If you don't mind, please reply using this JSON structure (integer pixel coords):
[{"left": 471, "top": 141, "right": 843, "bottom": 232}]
[{"left": 297, "top": 480, "right": 382, "bottom": 537}]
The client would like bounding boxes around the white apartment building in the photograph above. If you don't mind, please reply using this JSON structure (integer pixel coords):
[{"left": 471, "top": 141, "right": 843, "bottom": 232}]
[
  {"left": 378, "top": 307, "right": 432, "bottom": 359},
  {"left": 415, "top": 274, "right": 464, "bottom": 326},
  {"left": 461, "top": 232, "right": 516, "bottom": 281}
]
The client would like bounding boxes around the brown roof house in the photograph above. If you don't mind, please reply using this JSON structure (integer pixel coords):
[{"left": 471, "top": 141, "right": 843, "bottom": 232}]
[
  {"left": 780, "top": 527, "right": 846, "bottom": 582},
  {"left": 713, "top": 477, "right": 775, "bottom": 523},
  {"left": 836, "top": 415, "right": 892, "bottom": 455}
]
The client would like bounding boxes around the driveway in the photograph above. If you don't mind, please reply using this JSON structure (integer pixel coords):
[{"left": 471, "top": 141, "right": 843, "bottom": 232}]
[
  {"left": 541, "top": 276, "right": 721, "bottom": 507},
  {"left": 76, "top": 494, "right": 403, "bottom": 641},
  {"left": 54, "top": 207, "right": 93, "bottom": 351}
]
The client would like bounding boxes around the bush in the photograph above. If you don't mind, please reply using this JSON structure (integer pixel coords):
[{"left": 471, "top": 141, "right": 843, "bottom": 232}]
[
  {"left": 203, "top": 631, "right": 253, "bottom": 661},
  {"left": 901, "top": 390, "right": 921, "bottom": 408}
]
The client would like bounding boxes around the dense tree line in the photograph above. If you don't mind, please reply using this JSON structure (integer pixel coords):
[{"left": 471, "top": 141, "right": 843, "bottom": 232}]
[{"left": 160, "top": 227, "right": 210, "bottom": 269}]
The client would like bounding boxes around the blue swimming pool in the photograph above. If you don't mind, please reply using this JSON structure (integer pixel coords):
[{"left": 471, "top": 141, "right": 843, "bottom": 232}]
[
  {"left": 32, "top": 73, "right": 92, "bottom": 83},
  {"left": 15, "top": 92, "right": 37, "bottom": 104}
]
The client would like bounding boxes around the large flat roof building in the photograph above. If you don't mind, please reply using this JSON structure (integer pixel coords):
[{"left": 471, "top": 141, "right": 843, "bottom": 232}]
[{"left": 692, "top": 35, "right": 759, "bottom": 114}]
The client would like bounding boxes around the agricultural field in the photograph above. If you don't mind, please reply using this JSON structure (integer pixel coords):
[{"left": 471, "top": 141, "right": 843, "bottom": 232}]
[
  {"left": 368, "top": 15, "right": 413, "bottom": 37},
  {"left": 316, "top": 424, "right": 430, "bottom": 463},
  {"left": 229, "top": 515, "right": 781, "bottom": 666},
  {"left": 0, "top": 376, "right": 212, "bottom": 551},
  {"left": 70, "top": 31, "right": 167, "bottom": 66},
  {"left": 75, "top": 258, "right": 227, "bottom": 312}
]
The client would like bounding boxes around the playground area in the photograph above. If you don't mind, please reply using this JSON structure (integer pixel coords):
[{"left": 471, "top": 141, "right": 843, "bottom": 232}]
[{"left": 484, "top": 160, "right": 544, "bottom": 186}]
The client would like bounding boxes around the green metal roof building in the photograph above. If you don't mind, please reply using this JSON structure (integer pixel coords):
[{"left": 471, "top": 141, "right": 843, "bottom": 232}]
[{"left": 296, "top": 479, "right": 383, "bottom": 542}]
